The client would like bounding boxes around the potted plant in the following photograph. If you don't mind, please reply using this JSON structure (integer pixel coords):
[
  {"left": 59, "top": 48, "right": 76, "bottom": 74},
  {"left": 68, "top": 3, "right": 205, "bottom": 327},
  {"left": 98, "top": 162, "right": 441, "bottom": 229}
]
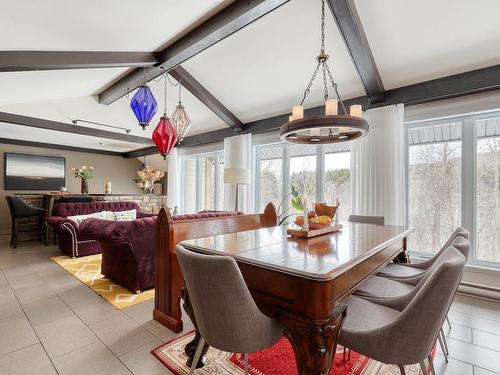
[{"left": 72, "top": 165, "right": 95, "bottom": 194}]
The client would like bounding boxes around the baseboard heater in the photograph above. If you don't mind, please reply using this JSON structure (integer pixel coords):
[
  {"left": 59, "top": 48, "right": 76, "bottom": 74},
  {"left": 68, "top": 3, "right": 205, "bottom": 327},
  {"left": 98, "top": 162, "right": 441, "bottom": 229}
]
[{"left": 458, "top": 281, "right": 500, "bottom": 302}]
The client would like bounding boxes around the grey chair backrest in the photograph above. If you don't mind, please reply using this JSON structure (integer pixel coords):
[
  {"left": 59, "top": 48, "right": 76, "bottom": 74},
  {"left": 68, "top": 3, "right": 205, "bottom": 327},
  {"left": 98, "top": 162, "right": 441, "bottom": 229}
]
[
  {"left": 348, "top": 215, "right": 385, "bottom": 225},
  {"left": 385, "top": 238, "right": 469, "bottom": 310},
  {"left": 176, "top": 245, "right": 282, "bottom": 353},
  {"left": 414, "top": 227, "right": 470, "bottom": 270},
  {"left": 373, "top": 249, "right": 465, "bottom": 365}
]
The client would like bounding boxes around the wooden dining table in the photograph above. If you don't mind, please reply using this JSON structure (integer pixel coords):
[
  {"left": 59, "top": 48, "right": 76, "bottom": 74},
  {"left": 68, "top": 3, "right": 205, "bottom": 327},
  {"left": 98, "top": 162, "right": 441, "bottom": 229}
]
[{"left": 181, "top": 222, "right": 413, "bottom": 375}]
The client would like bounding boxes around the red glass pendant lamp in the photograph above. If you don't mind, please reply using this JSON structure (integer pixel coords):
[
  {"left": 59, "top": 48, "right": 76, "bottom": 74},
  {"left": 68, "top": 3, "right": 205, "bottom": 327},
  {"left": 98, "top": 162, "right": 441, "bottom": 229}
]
[
  {"left": 153, "top": 115, "right": 177, "bottom": 159},
  {"left": 153, "top": 73, "right": 178, "bottom": 159}
]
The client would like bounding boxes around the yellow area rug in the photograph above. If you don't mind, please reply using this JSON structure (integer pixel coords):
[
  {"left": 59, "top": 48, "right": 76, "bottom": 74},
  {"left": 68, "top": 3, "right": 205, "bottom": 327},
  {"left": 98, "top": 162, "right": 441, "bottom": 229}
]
[{"left": 50, "top": 254, "right": 154, "bottom": 309}]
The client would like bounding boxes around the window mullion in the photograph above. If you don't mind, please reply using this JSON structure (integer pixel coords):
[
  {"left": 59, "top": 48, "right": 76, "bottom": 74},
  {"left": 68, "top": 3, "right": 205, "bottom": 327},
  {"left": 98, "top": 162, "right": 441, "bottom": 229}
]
[
  {"left": 317, "top": 145, "right": 325, "bottom": 203},
  {"left": 462, "top": 117, "right": 476, "bottom": 262}
]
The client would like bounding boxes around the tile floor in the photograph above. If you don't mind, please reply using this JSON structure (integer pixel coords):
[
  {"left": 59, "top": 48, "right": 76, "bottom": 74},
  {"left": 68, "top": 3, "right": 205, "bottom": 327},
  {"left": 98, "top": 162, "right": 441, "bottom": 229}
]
[{"left": 1, "top": 236, "right": 500, "bottom": 374}]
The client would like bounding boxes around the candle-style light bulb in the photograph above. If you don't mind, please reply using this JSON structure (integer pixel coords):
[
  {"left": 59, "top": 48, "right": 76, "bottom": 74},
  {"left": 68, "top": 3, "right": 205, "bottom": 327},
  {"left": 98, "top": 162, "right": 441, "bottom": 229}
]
[
  {"left": 292, "top": 105, "right": 304, "bottom": 120},
  {"left": 349, "top": 104, "right": 362, "bottom": 118},
  {"left": 325, "top": 99, "right": 338, "bottom": 115}
]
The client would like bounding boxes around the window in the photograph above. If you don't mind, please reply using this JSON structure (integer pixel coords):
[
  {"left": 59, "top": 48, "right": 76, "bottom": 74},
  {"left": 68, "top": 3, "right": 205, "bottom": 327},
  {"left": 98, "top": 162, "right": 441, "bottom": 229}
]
[
  {"left": 289, "top": 145, "right": 317, "bottom": 211},
  {"left": 407, "top": 122, "right": 462, "bottom": 255},
  {"left": 324, "top": 144, "right": 351, "bottom": 222},
  {"left": 476, "top": 118, "right": 500, "bottom": 263},
  {"left": 256, "top": 146, "right": 283, "bottom": 212},
  {"left": 406, "top": 113, "right": 500, "bottom": 266},
  {"left": 181, "top": 151, "right": 224, "bottom": 213},
  {"left": 255, "top": 142, "right": 351, "bottom": 220}
]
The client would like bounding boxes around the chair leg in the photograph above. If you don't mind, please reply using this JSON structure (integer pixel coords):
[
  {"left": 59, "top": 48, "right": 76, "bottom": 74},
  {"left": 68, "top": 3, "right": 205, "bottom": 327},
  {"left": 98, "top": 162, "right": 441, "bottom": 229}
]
[
  {"left": 12, "top": 219, "right": 18, "bottom": 249},
  {"left": 419, "top": 361, "right": 427, "bottom": 374},
  {"left": 398, "top": 365, "right": 407, "bottom": 375},
  {"left": 37, "top": 215, "right": 43, "bottom": 242},
  {"left": 9, "top": 218, "right": 15, "bottom": 246},
  {"left": 446, "top": 315, "right": 451, "bottom": 329},
  {"left": 428, "top": 354, "right": 436, "bottom": 375},
  {"left": 189, "top": 338, "right": 206, "bottom": 375},
  {"left": 440, "top": 328, "right": 449, "bottom": 355},
  {"left": 244, "top": 353, "right": 249, "bottom": 375},
  {"left": 437, "top": 332, "right": 448, "bottom": 362}
]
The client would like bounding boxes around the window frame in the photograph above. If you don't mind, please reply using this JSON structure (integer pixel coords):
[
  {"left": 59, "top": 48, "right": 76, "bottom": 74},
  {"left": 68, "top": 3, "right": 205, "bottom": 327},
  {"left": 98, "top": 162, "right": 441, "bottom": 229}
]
[
  {"left": 405, "top": 110, "right": 500, "bottom": 268},
  {"left": 180, "top": 150, "right": 224, "bottom": 213},
  {"left": 254, "top": 142, "right": 351, "bottom": 215}
]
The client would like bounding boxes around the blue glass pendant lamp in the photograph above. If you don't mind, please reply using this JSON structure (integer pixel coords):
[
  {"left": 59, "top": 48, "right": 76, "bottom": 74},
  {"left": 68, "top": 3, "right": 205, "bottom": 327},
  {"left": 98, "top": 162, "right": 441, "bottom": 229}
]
[{"left": 130, "top": 83, "right": 158, "bottom": 130}]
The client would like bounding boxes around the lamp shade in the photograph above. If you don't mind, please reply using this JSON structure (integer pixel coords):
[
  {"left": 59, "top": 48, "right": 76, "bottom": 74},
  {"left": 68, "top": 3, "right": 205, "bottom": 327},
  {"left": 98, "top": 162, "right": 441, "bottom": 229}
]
[
  {"left": 152, "top": 115, "right": 177, "bottom": 159},
  {"left": 130, "top": 84, "right": 158, "bottom": 129},
  {"left": 224, "top": 167, "right": 251, "bottom": 185}
]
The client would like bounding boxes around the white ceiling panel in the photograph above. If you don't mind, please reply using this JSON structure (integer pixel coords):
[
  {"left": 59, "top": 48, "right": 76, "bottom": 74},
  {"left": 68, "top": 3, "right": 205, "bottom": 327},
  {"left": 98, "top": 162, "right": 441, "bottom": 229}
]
[
  {"left": 0, "top": 0, "right": 225, "bottom": 51},
  {"left": 0, "top": 123, "right": 142, "bottom": 152},
  {"left": 0, "top": 68, "right": 129, "bottom": 104},
  {"left": 183, "top": 0, "right": 366, "bottom": 123},
  {"left": 0, "top": 74, "right": 228, "bottom": 140},
  {"left": 356, "top": 0, "right": 500, "bottom": 89}
]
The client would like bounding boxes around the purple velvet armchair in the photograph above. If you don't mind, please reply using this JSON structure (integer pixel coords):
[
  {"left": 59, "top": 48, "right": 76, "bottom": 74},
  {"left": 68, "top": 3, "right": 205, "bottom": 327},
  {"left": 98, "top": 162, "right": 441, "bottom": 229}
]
[
  {"left": 47, "top": 201, "right": 155, "bottom": 258},
  {"left": 79, "top": 210, "right": 243, "bottom": 293}
]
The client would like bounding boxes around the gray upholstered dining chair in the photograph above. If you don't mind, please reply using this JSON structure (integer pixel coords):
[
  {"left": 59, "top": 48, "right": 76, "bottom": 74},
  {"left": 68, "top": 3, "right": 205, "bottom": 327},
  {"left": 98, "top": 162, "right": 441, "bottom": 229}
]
[
  {"left": 175, "top": 245, "right": 283, "bottom": 375},
  {"left": 353, "top": 236, "right": 470, "bottom": 362},
  {"left": 339, "top": 248, "right": 466, "bottom": 375},
  {"left": 378, "top": 227, "right": 469, "bottom": 281},
  {"left": 348, "top": 214, "right": 385, "bottom": 225}
]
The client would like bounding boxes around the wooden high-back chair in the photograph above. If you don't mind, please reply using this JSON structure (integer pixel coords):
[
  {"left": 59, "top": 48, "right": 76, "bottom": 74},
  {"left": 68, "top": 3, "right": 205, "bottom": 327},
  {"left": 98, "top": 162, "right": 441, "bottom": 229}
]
[{"left": 154, "top": 203, "right": 278, "bottom": 333}]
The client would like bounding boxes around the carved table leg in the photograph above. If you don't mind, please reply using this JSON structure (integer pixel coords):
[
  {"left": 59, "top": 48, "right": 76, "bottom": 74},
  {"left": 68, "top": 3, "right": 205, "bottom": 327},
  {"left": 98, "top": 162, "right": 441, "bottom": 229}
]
[
  {"left": 278, "top": 304, "right": 347, "bottom": 375},
  {"left": 181, "top": 287, "right": 210, "bottom": 368}
]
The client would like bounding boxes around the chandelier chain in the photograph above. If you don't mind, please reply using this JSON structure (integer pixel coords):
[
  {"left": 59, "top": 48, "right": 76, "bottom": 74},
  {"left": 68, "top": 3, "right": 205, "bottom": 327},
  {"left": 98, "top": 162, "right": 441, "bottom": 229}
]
[
  {"left": 320, "top": 0, "right": 326, "bottom": 54},
  {"left": 322, "top": 61, "right": 329, "bottom": 101},
  {"left": 300, "top": 60, "right": 322, "bottom": 105},
  {"left": 325, "top": 64, "right": 348, "bottom": 114}
]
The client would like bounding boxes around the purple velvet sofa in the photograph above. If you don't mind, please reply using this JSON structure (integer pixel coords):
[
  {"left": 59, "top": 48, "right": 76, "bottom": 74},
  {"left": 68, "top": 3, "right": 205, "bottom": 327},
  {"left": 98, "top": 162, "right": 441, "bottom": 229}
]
[
  {"left": 47, "top": 201, "right": 155, "bottom": 258},
  {"left": 79, "top": 210, "right": 243, "bottom": 293}
]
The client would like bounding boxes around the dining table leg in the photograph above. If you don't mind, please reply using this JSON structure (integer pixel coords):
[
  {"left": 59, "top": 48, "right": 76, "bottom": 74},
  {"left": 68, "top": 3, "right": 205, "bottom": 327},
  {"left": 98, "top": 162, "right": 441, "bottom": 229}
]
[
  {"left": 181, "top": 287, "right": 210, "bottom": 368},
  {"left": 278, "top": 304, "right": 346, "bottom": 375}
]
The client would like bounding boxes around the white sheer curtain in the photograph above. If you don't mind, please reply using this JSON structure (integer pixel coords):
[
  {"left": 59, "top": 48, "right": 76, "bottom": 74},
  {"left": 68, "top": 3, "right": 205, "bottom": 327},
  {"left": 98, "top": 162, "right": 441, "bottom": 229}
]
[
  {"left": 350, "top": 104, "right": 405, "bottom": 225},
  {"left": 224, "top": 134, "right": 252, "bottom": 212},
  {"left": 167, "top": 148, "right": 180, "bottom": 213}
]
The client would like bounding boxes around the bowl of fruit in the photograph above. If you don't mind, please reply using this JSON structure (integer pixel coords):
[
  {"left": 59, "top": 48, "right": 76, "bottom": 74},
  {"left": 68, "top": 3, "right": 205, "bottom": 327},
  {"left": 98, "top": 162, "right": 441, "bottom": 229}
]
[
  {"left": 308, "top": 215, "right": 333, "bottom": 229},
  {"left": 294, "top": 214, "right": 332, "bottom": 229}
]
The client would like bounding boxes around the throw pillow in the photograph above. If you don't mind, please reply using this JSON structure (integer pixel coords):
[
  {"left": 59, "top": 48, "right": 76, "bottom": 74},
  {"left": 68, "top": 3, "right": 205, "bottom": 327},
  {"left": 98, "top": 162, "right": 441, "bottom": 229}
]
[
  {"left": 67, "top": 212, "right": 105, "bottom": 225},
  {"left": 113, "top": 209, "right": 137, "bottom": 221}
]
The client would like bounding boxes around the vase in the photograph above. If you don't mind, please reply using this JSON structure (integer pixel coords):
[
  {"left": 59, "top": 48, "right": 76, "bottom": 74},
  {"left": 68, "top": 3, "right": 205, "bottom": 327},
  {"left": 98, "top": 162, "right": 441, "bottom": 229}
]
[{"left": 81, "top": 178, "right": 89, "bottom": 195}]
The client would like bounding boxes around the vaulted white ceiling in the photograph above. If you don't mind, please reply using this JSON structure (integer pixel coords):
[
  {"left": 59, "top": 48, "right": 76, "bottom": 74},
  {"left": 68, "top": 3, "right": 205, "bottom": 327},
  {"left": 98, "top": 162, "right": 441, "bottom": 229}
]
[{"left": 0, "top": 0, "right": 500, "bottom": 152}]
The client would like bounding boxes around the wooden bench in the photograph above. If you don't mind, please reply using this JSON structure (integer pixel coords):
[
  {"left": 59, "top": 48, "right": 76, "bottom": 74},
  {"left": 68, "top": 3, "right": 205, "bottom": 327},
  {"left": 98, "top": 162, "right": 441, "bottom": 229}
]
[{"left": 154, "top": 203, "right": 278, "bottom": 333}]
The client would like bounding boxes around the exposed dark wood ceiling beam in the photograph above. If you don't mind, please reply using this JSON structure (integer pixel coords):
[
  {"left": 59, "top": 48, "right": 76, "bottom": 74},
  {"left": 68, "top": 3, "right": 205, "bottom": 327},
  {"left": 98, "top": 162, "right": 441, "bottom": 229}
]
[
  {"left": 169, "top": 66, "right": 244, "bottom": 131},
  {"left": 0, "top": 112, "right": 154, "bottom": 145},
  {"left": 98, "top": 0, "right": 290, "bottom": 105},
  {"left": 0, "top": 138, "right": 123, "bottom": 156},
  {"left": 326, "top": 0, "right": 385, "bottom": 104},
  {"left": 124, "top": 63, "right": 500, "bottom": 156},
  {"left": 0, "top": 51, "right": 158, "bottom": 72}
]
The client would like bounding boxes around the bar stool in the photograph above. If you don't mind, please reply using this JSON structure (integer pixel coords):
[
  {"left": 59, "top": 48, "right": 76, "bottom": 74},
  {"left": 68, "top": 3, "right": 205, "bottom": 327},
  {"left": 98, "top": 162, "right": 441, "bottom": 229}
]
[{"left": 5, "top": 196, "right": 46, "bottom": 248}]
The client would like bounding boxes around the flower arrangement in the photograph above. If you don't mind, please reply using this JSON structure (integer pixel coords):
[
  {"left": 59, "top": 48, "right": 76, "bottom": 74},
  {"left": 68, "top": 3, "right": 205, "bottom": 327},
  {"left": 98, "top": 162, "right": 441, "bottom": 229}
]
[
  {"left": 136, "top": 165, "right": 165, "bottom": 193},
  {"left": 72, "top": 165, "right": 95, "bottom": 180},
  {"left": 72, "top": 165, "right": 94, "bottom": 194}
]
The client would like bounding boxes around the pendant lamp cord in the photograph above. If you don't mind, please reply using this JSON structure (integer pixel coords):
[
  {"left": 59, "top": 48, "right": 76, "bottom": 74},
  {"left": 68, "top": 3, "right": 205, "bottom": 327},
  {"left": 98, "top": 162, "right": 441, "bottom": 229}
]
[
  {"left": 163, "top": 72, "right": 168, "bottom": 116},
  {"left": 299, "top": 0, "right": 347, "bottom": 115}
]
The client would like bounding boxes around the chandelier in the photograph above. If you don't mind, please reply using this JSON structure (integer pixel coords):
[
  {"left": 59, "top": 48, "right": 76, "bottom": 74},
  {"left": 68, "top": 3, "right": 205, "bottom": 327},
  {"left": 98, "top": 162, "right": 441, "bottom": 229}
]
[
  {"left": 152, "top": 73, "right": 177, "bottom": 159},
  {"left": 280, "top": 0, "right": 368, "bottom": 144},
  {"left": 170, "top": 79, "right": 191, "bottom": 145}
]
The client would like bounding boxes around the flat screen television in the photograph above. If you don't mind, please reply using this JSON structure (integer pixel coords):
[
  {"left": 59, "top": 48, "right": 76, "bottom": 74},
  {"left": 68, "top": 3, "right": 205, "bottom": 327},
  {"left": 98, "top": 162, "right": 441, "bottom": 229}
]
[{"left": 4, "top": 153, "right": 66, "bottom": 190}]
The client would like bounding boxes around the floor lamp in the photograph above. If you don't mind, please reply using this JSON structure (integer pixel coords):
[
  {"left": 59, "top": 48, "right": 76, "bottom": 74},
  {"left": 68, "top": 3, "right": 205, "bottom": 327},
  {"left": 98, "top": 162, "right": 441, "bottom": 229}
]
[{"left": 224, "top": 167, "right": 251, "bottom": 211}]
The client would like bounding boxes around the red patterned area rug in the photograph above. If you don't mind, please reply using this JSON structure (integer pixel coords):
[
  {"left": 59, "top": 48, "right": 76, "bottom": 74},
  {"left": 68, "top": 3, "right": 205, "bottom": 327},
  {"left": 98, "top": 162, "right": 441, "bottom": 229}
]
[{"left": 152, "top": 331, "right": 432, "bottom": 375}]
